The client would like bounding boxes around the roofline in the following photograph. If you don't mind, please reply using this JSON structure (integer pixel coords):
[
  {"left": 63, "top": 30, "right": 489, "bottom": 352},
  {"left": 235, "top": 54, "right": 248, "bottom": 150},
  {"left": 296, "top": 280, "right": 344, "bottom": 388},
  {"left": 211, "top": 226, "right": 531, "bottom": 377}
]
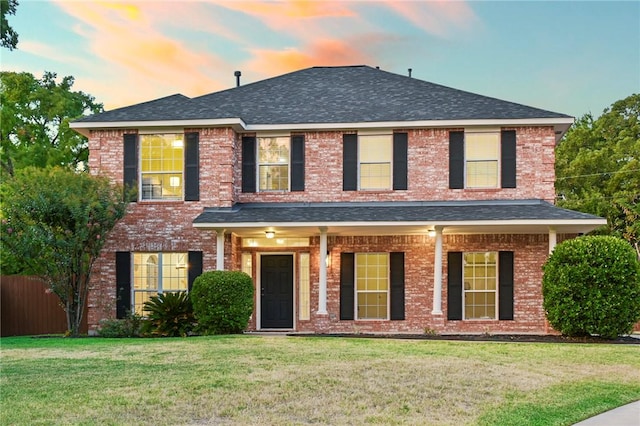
[
  {"left": 71, "top": 117, "right": 574, "bottom": 140},
  {"left": 193, "top": 218, "right": 606, "bottom": 229}
]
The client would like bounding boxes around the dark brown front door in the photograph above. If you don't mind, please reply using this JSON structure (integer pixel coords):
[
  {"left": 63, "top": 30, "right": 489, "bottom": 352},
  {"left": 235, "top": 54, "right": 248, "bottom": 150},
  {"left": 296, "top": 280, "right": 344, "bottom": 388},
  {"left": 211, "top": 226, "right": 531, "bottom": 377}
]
[{"left": 260, "top": 255, "right": 294, "bottom": 329}]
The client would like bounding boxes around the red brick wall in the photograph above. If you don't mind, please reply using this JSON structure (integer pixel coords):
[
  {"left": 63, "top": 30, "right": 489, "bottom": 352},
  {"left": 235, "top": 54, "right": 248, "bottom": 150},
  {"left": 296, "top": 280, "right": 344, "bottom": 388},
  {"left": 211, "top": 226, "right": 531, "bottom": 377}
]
[{"left": 236, "top": 127, "right": 557, "bottom": 204}]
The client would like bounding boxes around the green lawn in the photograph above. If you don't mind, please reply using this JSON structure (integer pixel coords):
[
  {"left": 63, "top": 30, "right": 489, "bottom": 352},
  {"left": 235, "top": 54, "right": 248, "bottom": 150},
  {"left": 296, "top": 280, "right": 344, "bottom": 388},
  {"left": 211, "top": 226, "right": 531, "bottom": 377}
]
[{"left": 1, "top": 335, "right": 639, "bottom": 425}]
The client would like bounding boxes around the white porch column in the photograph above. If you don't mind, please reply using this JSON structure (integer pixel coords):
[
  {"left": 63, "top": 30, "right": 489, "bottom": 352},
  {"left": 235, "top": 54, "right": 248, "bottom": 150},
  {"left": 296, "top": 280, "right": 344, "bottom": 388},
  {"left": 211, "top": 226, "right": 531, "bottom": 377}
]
[
  {"left": 548, "top": 227, "right": 557, "bottom": 254},
  {"left": 318, "top": 226, "right": 328, "bottom": 314},
  {"left": 432, "top": 226, "right": 444, "bottom": 315},
  {"left": 215, "top": 228, "right": 226, "bottom": 271}
]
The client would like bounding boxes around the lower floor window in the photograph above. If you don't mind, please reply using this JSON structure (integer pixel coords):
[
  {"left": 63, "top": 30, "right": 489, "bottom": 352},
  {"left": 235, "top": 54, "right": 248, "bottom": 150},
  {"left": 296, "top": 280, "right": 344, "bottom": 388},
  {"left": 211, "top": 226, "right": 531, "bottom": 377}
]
[
  {"left": 133, "top": 252, "right": 188, "bottom": 314},
  {"left": 463, "top": 252, "right": 497, "bottom": 319},
  {"left": 356, "top": 253, "right": 389, "bottom": 319}
]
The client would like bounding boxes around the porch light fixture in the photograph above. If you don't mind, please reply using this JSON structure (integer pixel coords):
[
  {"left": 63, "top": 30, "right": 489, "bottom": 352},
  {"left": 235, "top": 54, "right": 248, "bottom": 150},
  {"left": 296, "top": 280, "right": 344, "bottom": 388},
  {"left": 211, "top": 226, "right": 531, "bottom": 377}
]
[
  {"left": 427, "top": 229, "right": 436, "bottom": 238},
  {"left": 325, "top": 251, "right": 331, "bottom": 268},
  {"left": 265, "top": 231, "right": 275, "bottom": 239}
]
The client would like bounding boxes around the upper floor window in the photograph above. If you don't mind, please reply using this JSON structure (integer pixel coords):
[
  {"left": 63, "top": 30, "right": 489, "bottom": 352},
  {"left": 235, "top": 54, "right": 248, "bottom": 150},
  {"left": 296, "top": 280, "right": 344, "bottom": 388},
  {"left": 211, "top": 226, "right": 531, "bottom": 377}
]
[
  {"left": 449, "top": 129, "right": 516, "bottom": 190},
  {"left": 258, "top": 136, "right": 290, "bottom": 191},
  {"left": 359, "top": 135, "right": 392, "bottom": 190},
  {"left": 241, "top": 135, "right": 304, "bottom": 193},
  {"left": 123, "top": 132, "right": 199, "bottom": 202},
  {"left": 343, "top": 132, "right": 408, "bottom": 191},
  {"left": 465, "top": 131, "right": 500, "bottom": 188},
  {"left": 140, "top": 134, "right": 184, "bottom": 200}
]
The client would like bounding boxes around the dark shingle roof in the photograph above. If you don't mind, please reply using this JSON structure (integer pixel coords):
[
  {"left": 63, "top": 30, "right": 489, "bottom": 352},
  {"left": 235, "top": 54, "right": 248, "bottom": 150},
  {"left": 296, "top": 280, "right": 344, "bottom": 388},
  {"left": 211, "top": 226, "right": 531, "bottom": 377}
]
[
  {"left": 193, "top": 200, "right": 601, "bottom": 225},
  {"left": 76, "top": 66, "right": 571, "bottom": 125}
]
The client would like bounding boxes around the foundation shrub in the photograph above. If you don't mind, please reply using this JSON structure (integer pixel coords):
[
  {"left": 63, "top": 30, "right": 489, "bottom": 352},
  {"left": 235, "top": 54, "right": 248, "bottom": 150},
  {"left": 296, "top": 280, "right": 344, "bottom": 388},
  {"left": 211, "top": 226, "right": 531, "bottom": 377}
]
[
  {"left": 97, "top": 312, "right": 143, "bottom": 337},
  {"left": 542, "top": 235, "right": 640, "bottom": 338},
  {"left": 190, "top": 271, "right": 254, "bottom": 335},
  {"left": 142, "top": 292, "right": 195, "bottom": 337}
]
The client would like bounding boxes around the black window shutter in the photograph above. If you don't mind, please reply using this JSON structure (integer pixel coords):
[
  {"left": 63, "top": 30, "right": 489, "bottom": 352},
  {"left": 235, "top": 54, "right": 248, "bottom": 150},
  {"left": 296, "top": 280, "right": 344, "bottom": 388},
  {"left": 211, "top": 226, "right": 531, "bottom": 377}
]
[
  {"left": 115, "top": 251, "right": 131, "bottom": 319},
  {"left": 343, "top": 134, "right": 358, "bottom": 191},
  {"left": 449, "top": 131, "right": 464, "bottom": 189},
  {"left": 184, "top": 132, "right": 200, "bottom": 201},
  {"left": 498, "top": 251, "right": 514, "bottom": 320},
  {"left": 123, "top": 134, "right": 138, "bottom": 202},
  {"left": 188, "top": 251, "right": 203, "bottom": 291},
  {"left": 291, "top": 135, "right": 305, "bottom": 191},
  {"left": 447, "top": 252, "right": 463, "bottom": 320},
  {"left": 241, "top": 136, "right": 256, "bottom": 193},
  {"left": 390, "top": 252, "right": 405, "bottom": 320},
  {"left": 393, "top": 133, "right": 408, "bottom": 190},
  {"left": 340, "top": 253, "right": 355, "bottom": 320},
  {"left": 501, "top": 130, "right": 517, "bottom": 188}
]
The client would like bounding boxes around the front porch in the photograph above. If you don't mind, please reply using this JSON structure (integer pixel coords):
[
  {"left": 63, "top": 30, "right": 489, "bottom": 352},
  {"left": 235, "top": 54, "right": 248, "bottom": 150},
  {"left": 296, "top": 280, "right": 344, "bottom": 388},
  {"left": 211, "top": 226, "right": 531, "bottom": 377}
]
[{"left": 193, "top": 200, "right": 606, "bottom": 334}]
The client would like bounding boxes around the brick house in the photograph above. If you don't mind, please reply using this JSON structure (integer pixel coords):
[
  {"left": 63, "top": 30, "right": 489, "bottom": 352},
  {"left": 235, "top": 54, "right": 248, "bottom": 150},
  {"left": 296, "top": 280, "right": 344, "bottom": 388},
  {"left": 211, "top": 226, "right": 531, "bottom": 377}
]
[{"left": 71, "top": 65, "right": 605, "bottom": 335}]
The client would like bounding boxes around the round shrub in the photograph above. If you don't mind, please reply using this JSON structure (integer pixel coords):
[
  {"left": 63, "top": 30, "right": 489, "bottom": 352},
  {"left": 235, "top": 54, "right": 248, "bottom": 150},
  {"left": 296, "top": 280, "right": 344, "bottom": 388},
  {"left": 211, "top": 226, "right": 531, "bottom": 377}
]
[
  {"left": 542, "top": 235, "right": 640, "bottom": 339},
  {"left": 190, "top": 271, "right": 254, "bottom": 334}
]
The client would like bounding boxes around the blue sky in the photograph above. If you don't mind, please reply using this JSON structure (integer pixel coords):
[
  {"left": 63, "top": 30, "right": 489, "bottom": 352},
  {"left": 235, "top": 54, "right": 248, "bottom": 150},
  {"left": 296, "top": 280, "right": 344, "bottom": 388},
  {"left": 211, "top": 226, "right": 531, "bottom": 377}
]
[{"left": 3, "top": 1, "right": 639, "bottom": 118}]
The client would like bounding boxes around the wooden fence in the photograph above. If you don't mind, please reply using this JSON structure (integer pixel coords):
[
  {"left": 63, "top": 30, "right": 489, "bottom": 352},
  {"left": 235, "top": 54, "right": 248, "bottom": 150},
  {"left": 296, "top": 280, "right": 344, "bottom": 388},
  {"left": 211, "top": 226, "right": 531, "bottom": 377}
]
[{"left": 0, "top": 276, "right": 88, "bottom": 336}]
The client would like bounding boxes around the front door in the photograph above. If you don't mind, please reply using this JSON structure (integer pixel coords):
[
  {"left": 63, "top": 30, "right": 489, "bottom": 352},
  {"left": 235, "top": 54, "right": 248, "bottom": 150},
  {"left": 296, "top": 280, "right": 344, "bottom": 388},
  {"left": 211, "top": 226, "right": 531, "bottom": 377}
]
[{"left": 260, "top": 255, "right": 294, "bottom": 329}]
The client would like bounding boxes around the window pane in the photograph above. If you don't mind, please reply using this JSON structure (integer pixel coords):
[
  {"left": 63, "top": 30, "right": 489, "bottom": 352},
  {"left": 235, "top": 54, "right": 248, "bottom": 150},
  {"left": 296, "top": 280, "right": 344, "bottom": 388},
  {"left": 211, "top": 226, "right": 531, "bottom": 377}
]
[
  {"left": 258, "top": 137, "right": 289, "bottom": 163},
  {"left": 299, "top": 253, "right": 310, "bottom": 321},
  {"left": 463, "top": 251, "right": 498, "bottom": 320},
  {"left": 465, "top": 132, "right": 499, "bottom": 160},
  {"left": 359, "top": 135, "right": 391, "bottom": 162},
  {"left": 360, "top": 163, "right": 391, "bottom": 190},
  {"left": 466, "top": 161, "right": 498, "bottom": 188},
  {"left": 355, "top": 253, "right": 389, "bottom": 319},
  {"left": 140, "top": 134, "right": 184, "bottom": 200},
  {"left": 259, "top": 165, "right": 289, "bottom": 190}
]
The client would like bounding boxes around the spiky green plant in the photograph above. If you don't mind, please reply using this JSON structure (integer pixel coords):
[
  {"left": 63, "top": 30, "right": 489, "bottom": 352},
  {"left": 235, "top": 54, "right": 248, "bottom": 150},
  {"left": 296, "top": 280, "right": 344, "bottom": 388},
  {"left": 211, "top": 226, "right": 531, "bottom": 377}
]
[{"left": 142, "top": 292, "right": 195, "bottom": 337}]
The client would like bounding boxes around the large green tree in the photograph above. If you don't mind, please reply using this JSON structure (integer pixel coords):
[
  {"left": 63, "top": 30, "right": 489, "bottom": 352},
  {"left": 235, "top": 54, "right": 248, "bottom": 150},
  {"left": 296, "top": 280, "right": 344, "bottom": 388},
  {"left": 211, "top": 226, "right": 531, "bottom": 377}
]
[
  {"left": 0, "top": 71, "right": 103, "bottom": 174},
  {"left": 556, "top": 94, "right": 640, "bottom": 257},
  {"left": 1, "top": 167, "right": 128, "bottom": 336},
  {"left": 1, "top": 0, "right": 18, "bottom": 50}
]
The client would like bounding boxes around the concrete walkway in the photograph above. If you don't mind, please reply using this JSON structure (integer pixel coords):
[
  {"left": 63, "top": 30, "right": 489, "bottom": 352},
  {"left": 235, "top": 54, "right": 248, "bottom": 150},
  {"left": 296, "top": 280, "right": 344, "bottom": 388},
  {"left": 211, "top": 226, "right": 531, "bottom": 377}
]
[{"left": 573, "top": 400, "right": 640, "bottom": 425}]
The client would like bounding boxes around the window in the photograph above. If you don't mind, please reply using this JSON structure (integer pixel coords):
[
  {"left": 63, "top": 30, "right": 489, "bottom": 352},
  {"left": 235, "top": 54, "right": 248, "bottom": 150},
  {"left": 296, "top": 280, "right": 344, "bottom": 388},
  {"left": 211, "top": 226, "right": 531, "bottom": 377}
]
[
  {"left": 463, "top": 252, "right": 497, "bottom": 319},
  {"left": 465, "top": 131, "right": 499, "bottom": 188},
  {"left": 140, "top": 134, "right": 184, "bottom": 200},
  {"left": 132, "top": 252, "right": 188, "bottom": 315},
  {"left": 356, "top": 253, "right": 389, "bottom": 319},
  {"left": 299, "top": 253, "right": 310, "bottom": 321},
  {"left": 359, "top": 135, "right": 392, "bottom": 190},
  {"left": 258, "top": 136, "right": 289, "bottom": 191}
]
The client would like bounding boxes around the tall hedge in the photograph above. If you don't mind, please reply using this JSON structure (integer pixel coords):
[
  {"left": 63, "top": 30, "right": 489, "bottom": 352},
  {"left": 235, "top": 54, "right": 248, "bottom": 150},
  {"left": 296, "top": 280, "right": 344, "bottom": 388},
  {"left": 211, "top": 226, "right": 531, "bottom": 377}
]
[
  {"left": 542, "top": 236, "right": 640, "bottom": 339},
  {"left": 190, "top": 271, "right": 254, "bottom": 334}
]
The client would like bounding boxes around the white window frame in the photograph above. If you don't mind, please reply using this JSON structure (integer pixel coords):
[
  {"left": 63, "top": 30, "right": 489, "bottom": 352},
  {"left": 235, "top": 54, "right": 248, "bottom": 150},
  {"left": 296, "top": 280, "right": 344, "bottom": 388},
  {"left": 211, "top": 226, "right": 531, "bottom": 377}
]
[
  {"left": 257, "top": 135, "right": 290, "bottom": 192},
  {"left": 139, "top": 133, "right": 185, "bottom": 201},
  {"left": 462, "top": 251, "right": 498, "bottom": 320},
  {"left": 132, "top": 252, "right": 188, "bottom": 315},
  {"left": 298, "top": 253, "right": 311, "bottom": 321},
  {"left": 358, "top": 133, "right": 393, "bottom": 191},
  {"left": 464, "top": 129, "right": 500, "bottom": 189},
  {"left": 355, "top": 253, "right": 390, "bottom": 320}
]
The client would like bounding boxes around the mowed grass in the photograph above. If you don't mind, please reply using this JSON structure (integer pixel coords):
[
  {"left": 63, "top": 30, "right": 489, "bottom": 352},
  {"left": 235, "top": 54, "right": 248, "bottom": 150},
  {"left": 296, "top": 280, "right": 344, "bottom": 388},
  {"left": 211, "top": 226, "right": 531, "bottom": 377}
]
[{"left": 1, "top": 335, "right": 639, "bottom": 425}]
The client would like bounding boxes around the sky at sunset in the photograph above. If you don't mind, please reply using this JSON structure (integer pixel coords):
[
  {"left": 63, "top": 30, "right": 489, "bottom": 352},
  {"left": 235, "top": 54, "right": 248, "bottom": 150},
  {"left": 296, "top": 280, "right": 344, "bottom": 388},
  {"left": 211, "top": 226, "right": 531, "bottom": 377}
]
[{"left": 2, "top": 0, "right": 639, "bottom": 118}]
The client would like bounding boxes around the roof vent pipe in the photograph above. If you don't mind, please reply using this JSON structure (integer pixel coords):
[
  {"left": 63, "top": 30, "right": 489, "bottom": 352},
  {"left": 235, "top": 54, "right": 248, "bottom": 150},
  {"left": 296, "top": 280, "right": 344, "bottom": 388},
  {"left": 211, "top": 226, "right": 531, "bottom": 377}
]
[
  {"left": 234, "top": 70, "right": 241, "bottom": 87},
  {"left": 408, "top": 68, "right": 412, "bottom": 78}
]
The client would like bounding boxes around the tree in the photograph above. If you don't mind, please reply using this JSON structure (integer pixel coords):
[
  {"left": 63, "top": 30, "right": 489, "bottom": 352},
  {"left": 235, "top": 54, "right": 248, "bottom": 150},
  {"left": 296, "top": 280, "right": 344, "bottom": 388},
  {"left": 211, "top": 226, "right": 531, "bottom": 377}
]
[
  {"left": 1, "top": 0, "right": 18, "bottom": 50},
  {"left": 0, "top": 71, "right": 103, "bottom": 174},
  {"left": 1, "top": 167, "right": 128, "bottom": 336},
  {"left": 556, "top": 94, "right": 640, "bottom": 257},
  {"left": 542, "top": 236, "right": 640, "bottom": 339}
]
